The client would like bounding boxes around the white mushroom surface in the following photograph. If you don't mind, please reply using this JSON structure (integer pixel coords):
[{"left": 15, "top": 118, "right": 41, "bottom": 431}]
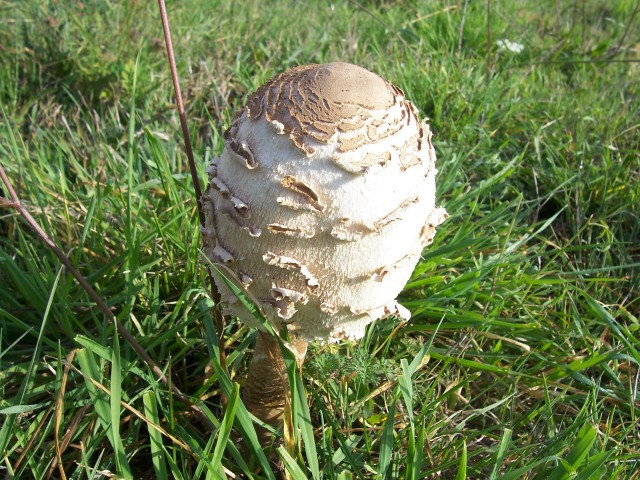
[{"left": 203, "top": 62, "right": 447, "bottom": 342}]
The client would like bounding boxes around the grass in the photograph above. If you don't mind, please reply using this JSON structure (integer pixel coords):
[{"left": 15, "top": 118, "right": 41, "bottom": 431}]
[{"left": 1, "top": 0, "right": 639, "bottom": 478}]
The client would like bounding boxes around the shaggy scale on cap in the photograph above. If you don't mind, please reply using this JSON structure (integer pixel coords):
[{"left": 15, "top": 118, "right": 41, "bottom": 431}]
[{"left": 203, "top": 62, "right": 447, "bottom": 342}]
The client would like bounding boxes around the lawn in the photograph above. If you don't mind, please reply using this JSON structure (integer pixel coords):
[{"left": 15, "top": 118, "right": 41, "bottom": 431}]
[{"left": 0, "top": 0, "right": 639, "bottom": 478}]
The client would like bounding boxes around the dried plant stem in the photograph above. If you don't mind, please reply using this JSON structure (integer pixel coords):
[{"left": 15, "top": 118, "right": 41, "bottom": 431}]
[
  {"left": 156, "top": 0, "right": 202, "bottom": 222},
  {"left": 0, "top": 164, "right": 214, "bottom": 432},
  {"left": 156, "top": 0, "right": 227, "bottom": 372}
]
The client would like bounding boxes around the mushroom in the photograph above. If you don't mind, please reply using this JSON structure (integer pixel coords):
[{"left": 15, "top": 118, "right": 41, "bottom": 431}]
[{"left": 202, "top": 62, "right": 447, "bottom": 440}]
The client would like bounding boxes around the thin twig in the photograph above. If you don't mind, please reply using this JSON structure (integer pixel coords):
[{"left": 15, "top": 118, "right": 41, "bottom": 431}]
[
  {"left": 157, "top": 1, "right": 202, "bottom": 226},
  {"left": 0, "top": 164, "right": 214, "bottom": 432},
  {"left": 156, "top": 0, "right": 227, "bottom": 373},
  {"left": 0, "top": 196, "right": 18, "bottom": 208}
]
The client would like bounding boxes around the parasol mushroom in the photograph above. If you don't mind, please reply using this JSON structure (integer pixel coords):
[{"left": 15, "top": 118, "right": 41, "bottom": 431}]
[{"left": 202, "top": 62, "right": 447, "bottom": 440}]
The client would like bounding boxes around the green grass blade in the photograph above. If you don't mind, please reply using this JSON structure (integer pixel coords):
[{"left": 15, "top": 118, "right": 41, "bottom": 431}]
[
  {"left": 194, "top": 432, "right": 217, "bottom": 480},
  {"left": 399, "top": 358, "right": 414, "bottom": 424},
  {"left": 142, "top": 391, "right": 169, "bottom": 480},
  {"left": 411, "top": 419, "right": 426, "bottom": 480},
  {"left": 177, "top": 432, "right": 225, "bottom": 480},
  {"left": 378, "top": 399, "right": 396, "bottom": 478},
  {"left": 581, "top": 290, "right": 640, "bottom": 364},
  {"left": 0, "top": 266, "right": 61, "bottom": 457},
  {"left": 164, "top": 453, "right": 186, "bottom": 480},
  {"left": 109, "top": 326, "right": 130, "bottom": 478},
  {"left": 278, "top": 445, "right": 310, "bottom": 480},
  {"left": 490, "top": 428, "right": 513, "bottom": 480},
  {"left": 497, "top": 457, "right": 558, "bottom": 480},
  {"left": 282, "top": 339, "right": 321, "bottom": 479},
  {"left": 200, "top": 301, "right": 276, "bottom": 479},
  {"left": 548, "top": 424, "right": 597, "bottom": 480},
  {"left": 211, "top": 382, "right": 239, "bottom": 472},
  {"left": 76, "top": 348, "right": 132, "bottom": 478},
  {"left": 455, "top": 441, "right": 467, "bottom": 480},
  {"left": 572, "top": 450, "right": 614, "bottom": 480}
]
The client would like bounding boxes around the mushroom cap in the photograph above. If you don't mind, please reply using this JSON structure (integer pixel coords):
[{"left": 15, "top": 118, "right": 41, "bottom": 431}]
[{"left": 203, "top": 62, "right": 447, "bottom": 342}]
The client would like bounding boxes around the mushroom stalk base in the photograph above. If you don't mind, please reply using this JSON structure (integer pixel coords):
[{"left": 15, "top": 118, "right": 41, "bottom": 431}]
[{"left": 242, "top": 331, "right": 308, "bottom": 445}]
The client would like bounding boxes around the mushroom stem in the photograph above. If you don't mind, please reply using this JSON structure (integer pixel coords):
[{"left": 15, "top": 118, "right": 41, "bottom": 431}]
[{"left": 242, "top": 331, "right": 308, "bottom": 444}]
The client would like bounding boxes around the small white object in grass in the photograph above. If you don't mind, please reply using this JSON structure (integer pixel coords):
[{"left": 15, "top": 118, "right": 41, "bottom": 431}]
[
  {"left": 497, "top": 39, "right": 525, "bottom": 54},
  {"left": 204, "top": 62, "right": 447, "bottom": 342}
]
